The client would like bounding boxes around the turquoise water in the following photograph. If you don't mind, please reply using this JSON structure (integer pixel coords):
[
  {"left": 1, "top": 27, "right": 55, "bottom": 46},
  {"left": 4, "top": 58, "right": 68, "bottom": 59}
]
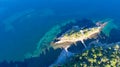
[{"left": 0, "top": 0, "right": 120, "bottom": 67}]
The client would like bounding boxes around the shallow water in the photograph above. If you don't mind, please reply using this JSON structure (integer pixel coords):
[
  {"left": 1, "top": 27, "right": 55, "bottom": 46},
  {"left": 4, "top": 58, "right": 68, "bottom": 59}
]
[{"left": 0, "top": 0, "right": 120, "bottom": 65}]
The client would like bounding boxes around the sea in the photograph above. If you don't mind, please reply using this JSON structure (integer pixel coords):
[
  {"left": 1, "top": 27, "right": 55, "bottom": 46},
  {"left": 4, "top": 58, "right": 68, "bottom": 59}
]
[{"left": 0, "top": 0, "right": 120, "bottom": 67}]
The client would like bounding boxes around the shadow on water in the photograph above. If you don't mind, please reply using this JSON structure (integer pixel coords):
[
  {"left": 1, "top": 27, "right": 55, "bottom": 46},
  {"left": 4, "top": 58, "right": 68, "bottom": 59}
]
[{"left": 0, "top": 48, "right": 62, "bottom": 67}]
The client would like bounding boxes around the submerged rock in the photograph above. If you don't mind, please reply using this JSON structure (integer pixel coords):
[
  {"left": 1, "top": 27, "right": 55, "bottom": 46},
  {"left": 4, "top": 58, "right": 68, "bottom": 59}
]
[{"left": 25, "top": 18, "right": 120, "bottom": 67}]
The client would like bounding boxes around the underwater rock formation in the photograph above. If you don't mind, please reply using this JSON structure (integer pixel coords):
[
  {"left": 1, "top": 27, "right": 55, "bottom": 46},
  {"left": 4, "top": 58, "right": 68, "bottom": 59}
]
[
  {"left": 0, "top": 8, "right": 56, "bottom": 62},
  {"left": 2, "top": 8, "right": 55, "bottom": 32},
  {"left": 2, "top": 9, "right": 35, "bottom": 32},
  {"left": 101, "top": 19, "right": 118, "bottom": 36},
  {"left": 30, "top": 18, "right": 117, "bottom": 58},
  {"left": 0, "top": 18, "right": 120, "bottom": 67}
]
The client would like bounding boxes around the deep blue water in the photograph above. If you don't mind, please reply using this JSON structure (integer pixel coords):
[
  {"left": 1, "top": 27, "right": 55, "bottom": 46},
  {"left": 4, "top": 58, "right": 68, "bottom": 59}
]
[{"left": 0, "top": 0, "right": 120, "bottom": 63}]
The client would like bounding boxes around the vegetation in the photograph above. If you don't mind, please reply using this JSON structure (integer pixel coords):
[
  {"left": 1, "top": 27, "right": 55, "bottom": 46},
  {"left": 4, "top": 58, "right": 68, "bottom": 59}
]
[
  {"left": 31, "top": 20, "right": 76, "bottom": 57},
  {"left": 62, "top": 44, "right": 120, "bottom": 67},
  {"left": 60, "top": 27, "right": 101, "bottom": 41}
]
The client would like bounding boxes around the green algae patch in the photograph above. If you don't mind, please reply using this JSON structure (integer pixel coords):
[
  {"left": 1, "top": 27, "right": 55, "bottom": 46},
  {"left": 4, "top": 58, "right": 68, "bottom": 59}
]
[
  {"left": 32, "top": 25, "right": 61, "bottom": 57},
  {"left": 26, "top": 18, "right": 117, "bottom": 59},
  {"left": 29, "top": 20, "right": 76, "bottom": 57},
  {"left": 101, "top": 19, "right": 118, "bottom": 37}
]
